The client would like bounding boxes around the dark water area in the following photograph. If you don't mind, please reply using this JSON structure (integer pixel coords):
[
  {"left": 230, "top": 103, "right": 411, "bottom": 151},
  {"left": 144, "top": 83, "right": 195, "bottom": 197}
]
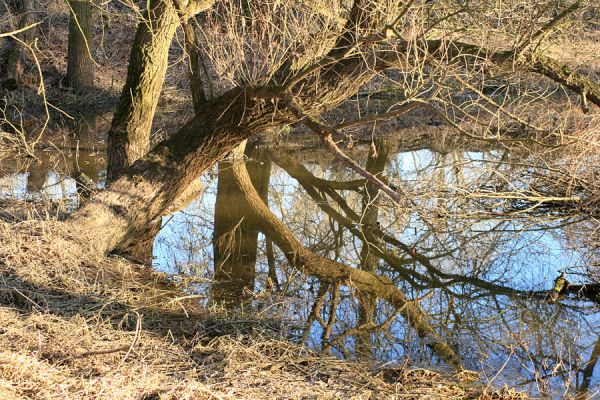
[{"left": 1, "top": 131, "right": 599, "bottom": 399}]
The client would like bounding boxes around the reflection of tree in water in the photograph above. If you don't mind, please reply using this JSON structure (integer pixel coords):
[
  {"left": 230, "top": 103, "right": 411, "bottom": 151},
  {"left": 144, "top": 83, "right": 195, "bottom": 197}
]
[
  {"left": 154, "top": 133, "right": 600, "bottom": 396},
  {"left": 1, "top": 121, "right": 104, "bottom": 204},
  {"left": 211, "top": 145, "right": 271, "bottom": 306}
]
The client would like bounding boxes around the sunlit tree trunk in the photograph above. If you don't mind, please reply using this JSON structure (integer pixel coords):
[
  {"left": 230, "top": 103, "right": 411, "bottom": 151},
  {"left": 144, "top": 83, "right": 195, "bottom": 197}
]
[
  {"left": 105, "top": 0, "right": 215, "bottom": 182},
  {"left": 105, "top": 0, "right": 180, "bottom": 182},
  {"left": 102, "top": 0, "right": 213, "bottom": 261},
  {"left": 65, "top": 1, "right": 94, "bottom": 91}
]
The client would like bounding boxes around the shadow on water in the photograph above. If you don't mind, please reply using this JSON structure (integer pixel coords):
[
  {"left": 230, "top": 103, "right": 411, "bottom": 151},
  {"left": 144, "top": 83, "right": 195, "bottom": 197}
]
[{"left": 3, "top": 129, "right": 600, "bottom": 398}]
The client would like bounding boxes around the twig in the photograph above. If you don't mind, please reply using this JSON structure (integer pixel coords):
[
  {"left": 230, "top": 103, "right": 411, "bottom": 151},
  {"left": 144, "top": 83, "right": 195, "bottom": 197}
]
[
  {"left": 285, "top": 98, "right": 402, "bottom": 204},
  {"left": 335, "top": 102, "right": 420, "bottom": 130},
  {"left": 116, "top": 311, "right": 142, "bottom": 368},
  {"left": 0, "top": 22, "right": 40, "bottom": 38}
]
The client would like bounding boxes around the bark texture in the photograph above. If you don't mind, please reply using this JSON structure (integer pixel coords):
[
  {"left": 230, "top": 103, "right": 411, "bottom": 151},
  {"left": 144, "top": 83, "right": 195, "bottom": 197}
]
[
  {"left": 105, "top": 0, "right": 180, "bottom": 182},
  {"left": 105, "top": 0, "right": 216, "bottom": 182},
  {"left": 65, "top": 1, "right": 94, "bottom": 91},
  {"left": 3, "top": 0, "right": 35, "bottom": 91},
  {"left": 68, "top": 9, "right": 391, "bottom": 252},
  {"left": 69, "top": 87, "right": 279, "bottom": 254}
]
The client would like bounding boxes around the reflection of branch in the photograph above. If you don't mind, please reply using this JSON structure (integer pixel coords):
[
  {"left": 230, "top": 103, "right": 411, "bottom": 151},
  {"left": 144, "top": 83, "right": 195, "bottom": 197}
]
[
  {"left": 270, "top": 150, "right": 549, "bottom": 300},
  {"left": 580, "top": 336, "right": 600, "bottom": 394},
  {"left": 230, "top": 144, "right": 463, "bottom": 370},
  {"left": 322, "top": 283, "right": 340, "bottom": 345},
  {"left": 302, "top": 283, "right": 330, "bottom": 344},
  {"left": 285, "top": 98, "right": 402, "bottom": 204},
  {"left": 323, "top": 304, "right": 403, "bottom": 353}
]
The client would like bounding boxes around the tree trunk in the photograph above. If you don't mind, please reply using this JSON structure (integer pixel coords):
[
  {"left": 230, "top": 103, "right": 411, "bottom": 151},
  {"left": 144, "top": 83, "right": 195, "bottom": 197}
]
[
  {"left": 105, "top": 0, "right": 180, "bottom": 182},
  {"left": 65, "top": 1, "right": 94, "bottom": 91},
  {"left": 3, "top": 0, "right": 35, "bottom": 91},
  {"left": 67, "top": 17, "right": 388, "bottom": 252},
  {"left": 68, "top": 88, "right": 272, "bottom": 254},
  {"left": 181, "top": 15, "right": 212, "bottom": 110},
  {"left": 101, "top": 0, "right": 213, "bottom": 260},
  {"left": 105, "top": 0, "right": 216, "bottom": 182}
]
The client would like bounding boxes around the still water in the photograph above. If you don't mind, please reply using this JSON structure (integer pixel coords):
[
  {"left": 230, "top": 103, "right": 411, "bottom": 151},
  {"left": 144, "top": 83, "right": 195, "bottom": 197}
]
[{"left": 1, "top": 132, "right": 599, "bottom": 398}]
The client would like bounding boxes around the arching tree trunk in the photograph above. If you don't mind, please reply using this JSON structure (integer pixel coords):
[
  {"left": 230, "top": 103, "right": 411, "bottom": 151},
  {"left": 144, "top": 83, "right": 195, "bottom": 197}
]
[
  {"left": 65, "top": 0, "right": 94, "bottom": 91},
  {"left": 2, "top": 0, "right": 35, "bottom": 91}
]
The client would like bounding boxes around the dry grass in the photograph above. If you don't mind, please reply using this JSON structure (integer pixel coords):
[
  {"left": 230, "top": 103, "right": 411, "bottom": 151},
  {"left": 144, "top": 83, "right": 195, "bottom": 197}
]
[{"left": 0, "top": 208, "right": 527, "bottom": 399}]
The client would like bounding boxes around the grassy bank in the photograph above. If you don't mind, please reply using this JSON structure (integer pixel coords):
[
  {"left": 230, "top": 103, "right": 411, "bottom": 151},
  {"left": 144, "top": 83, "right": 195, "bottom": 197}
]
[{"left": 0, "top": 206, "right": 526, "bottom": 399}]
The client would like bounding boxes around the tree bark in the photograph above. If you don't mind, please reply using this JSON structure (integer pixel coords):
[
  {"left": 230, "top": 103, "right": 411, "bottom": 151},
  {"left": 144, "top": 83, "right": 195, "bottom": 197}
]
[
  {"left": 65, "top": 1, "right": 94, "bottom": 91},
  {"left": 69, "top": 87, "right": 274, "bottom": 254},
  {"left": 105, "top": 0, "right": 181, "bottom": 182},
  {"left": 2, "top": 0, "right": 35, "bottom": 91},
  {"left": 68, "top": 9, "right": 392, "bottom": 252},
  {"left": 105, "top": 0, "right": 215, "bottom": 182}
]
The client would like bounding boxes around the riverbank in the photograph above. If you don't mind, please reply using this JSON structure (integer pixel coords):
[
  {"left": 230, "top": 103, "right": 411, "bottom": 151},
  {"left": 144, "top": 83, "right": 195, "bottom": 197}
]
[{"left": 0, "top": 206, "right": 525, "bottom": 399}]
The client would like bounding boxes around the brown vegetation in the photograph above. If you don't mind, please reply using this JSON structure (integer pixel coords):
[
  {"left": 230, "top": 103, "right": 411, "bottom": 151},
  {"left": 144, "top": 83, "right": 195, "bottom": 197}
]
[
  {"left": 1, "top": 0, "right": 599, "bottom": 397},
  {"left": 0, "top": 217, "right": 524, "bottom": 399}
]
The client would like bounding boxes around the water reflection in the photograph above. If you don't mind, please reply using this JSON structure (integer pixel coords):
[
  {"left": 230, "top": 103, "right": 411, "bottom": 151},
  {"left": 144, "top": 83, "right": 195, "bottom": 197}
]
[
  {"left": 0, "top": 123, "right": 104, "bottom": 206},
  {"left": 153, "top": 137, "right": 600, "bottom": 398},
  {"left": 2, "top": 131, "right": 599, "bottom": 398}
]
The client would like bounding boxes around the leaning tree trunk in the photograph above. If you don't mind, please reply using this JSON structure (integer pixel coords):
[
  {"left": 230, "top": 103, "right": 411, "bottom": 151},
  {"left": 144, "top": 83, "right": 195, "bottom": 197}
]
[
  {"left": 101, "top": 0, "right": 213, "bottom": 262},
  {"left": 66, "top": 0, "right": 600, "bottom": 265},
  {"left": 65, "top": 0, "right": 95, "bottom": 91},
  {"left": 67, "top": 3, "right": 386, "bottom": 253},
  {"left": 2, "top": 0, "right": 35, "bottom": 91},
  {"left": 105, "top": 0, "right": 180, "bottom": 182}
]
